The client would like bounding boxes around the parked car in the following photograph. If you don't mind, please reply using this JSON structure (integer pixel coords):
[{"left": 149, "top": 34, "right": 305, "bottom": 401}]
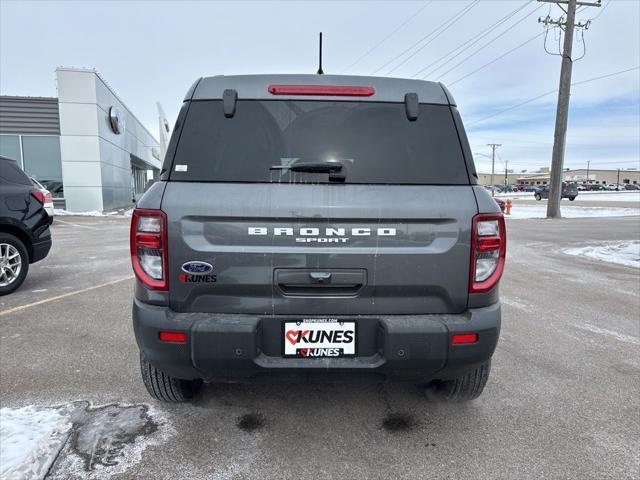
[
  {"left": 577, "top": 184, "right": 587, "bottom": 191},
  {"left": 624, "top": 183, "right": 640, "bottom": 190},
  {"left": 0, "top": 156, "right": 53, "bottom": 295},
  {"left": 534, "top": 182, "right": 578, "bottom": 201},
  {"left": 586, "top": 184, "right": 604, "bottom": 191},
  {"left": 131, "top": 75, "right": 505, "bottom": 403},
  {"left": 605, "top": 183, "right": 621, "bottom": 191},
  {"left": 523, "top": 185, "right": 540, "bottom": 192},
  {"left": 30, "top": 177, "right": 54, "bottom": 218}
]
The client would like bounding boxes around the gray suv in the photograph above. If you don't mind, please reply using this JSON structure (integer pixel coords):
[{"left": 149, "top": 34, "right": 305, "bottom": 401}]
[{"left": 131, "top": 75, "right": 505, "bottom": 402}]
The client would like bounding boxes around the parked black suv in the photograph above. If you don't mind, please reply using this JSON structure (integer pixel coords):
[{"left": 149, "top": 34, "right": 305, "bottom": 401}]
[
  {"left": 131, "top": 75, "right": 505, "bottom": 403},
  {"left": 0, "top": 156, "right": 53, "bottom": 295},
  {"left": 534, "top": 182, "right": 578, "bottom": 201}
]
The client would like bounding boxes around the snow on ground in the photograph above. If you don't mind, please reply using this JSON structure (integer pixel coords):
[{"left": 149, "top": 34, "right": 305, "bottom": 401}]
[
  {"left": 0, "top": 402, "right": 174, "bottom": 480},
  {"left": 573, "top": 323, "right": 640, "bottom": 346},
  {"left": 53, "top": 208, "right": 133, "bottom": 218},
  {"left": 563, "top": 241, "right": 640, "bottom": 269},
  {"left": 0, "top": 406, "right": 71, "bottom": 480},
  {"left": 574, "top": 191, "right": 640, "bottom": 203},
  {"left": 506, "top": 205, "right": 640, "bottom": 219},
  {"left": 494, "top": 191, "right": 640, "bottom": 203}
]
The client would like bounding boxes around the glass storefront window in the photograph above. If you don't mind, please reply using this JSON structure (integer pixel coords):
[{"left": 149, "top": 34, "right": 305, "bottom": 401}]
[
  {"left": 0, "top": 135, "right": 21, "bottom": 163},
  {"left": 21, "top": 136, "right": 64, "bottom": 198}
]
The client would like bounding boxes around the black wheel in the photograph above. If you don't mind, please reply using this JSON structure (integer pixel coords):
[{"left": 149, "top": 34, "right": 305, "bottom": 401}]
[
  {"left": 0, "top": 233, "right": 29, "bottom": 296},
  {"left": 534, "top": 193, "right": 542, "bottom": 201},
  {"left": 568, "top": 196, "right": 576, "bottom": 201},
  {"left": 428, "top": 361, "right": 491, "bottom": 402},
  {"left": 139, "top": 353, "right": 202, "bottom": 402}
]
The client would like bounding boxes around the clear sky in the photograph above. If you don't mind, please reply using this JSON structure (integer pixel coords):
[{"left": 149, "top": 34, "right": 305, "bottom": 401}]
[{"left": 1, "top": 0, "right": 638, "bottom": 174}]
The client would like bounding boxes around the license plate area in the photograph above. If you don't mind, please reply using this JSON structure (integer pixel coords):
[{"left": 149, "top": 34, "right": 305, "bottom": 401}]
[{"left": 282, "top": 319, "right": 357, "bottom": 358}]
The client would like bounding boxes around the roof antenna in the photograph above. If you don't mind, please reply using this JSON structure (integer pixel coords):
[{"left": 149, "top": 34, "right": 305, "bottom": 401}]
[{"left": 317, "top": 32, "right": 324, "bottom": 75}]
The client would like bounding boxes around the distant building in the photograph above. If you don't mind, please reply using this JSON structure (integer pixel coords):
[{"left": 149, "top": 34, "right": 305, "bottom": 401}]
[
  {"left": 0, "top": 67, "right": 160, "bottom": 212},
  {"left": 516, "top": 169, "right": 640, "bottom": 186},
  {"left": 477, "top": 172, "right": 523, "bottom": 185}
]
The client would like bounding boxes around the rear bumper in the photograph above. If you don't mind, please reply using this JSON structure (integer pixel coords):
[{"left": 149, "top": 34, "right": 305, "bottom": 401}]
[
  {"left": 133, "top": 299, "right": 501, "bottom": 382},
  {"left": 31, "top": 237, "right": 52, "bottom": 263}
]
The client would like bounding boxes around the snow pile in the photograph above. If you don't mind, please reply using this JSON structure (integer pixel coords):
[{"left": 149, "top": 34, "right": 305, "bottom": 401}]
[
  {"left": 0, "top": 406, "right": 71, "bottom": 480},
  {"left": 576, "top": 192, "right": 640, "bottom": 203},
  {"left": 53, "top": 208, "right": 133, "bottom": 218},
  {"left": 506, "top": 205, "right": 640, "bottom": 219},
  {"left": 0, "top": 402, "right": 174, "bottom": 480},
  {"left": 564, "top": 242, "right": 640, "bottom": 268}
]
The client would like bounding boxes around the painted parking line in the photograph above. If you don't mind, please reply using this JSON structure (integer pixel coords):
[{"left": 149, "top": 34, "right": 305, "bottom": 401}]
[
  {"left": 53, "top": 219, "right": 100, "bottom": 230},
  {"left": 573, "top": 323, "right": 640, "bottom": 346},
  {"left": 0, "top": 276, "right": 134, "bottom": 317}
]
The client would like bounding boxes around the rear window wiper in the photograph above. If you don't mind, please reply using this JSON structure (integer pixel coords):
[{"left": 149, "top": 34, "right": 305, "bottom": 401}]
[{"left": 270, "top": 161, "right": 344, "bottom": 173}]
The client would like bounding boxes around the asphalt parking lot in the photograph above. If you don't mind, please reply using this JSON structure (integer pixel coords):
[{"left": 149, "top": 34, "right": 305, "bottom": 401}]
[{"left": 1, "top": 215, "right": 639, "bottom": 479}]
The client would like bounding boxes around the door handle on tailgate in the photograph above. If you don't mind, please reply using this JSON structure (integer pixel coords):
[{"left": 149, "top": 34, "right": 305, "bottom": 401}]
[{"left": 275, "top": 269, "right": 366, "bottom": 297}]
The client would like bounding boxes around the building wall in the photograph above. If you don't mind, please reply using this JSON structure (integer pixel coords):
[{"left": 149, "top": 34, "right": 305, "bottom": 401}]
[
  {"left": 0, "top": 96, "right": 60, "bottom": 135},
  {"left": 477, "top": 173, "right": 523, "bottom": 185},
  {"left": 56, "top": 68, "right": 160, "bottom": 212}
]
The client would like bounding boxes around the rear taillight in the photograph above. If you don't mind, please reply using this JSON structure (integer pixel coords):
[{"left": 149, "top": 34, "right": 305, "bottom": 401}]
[
  {"left": 130, "top": 209, "right": 168, "bottom": 291},
  {"left": 470, "top": 213, "right": 506, "bottom": 293},
  {"left": 31, "top": 190, "right": 45, "bottom": 204}
]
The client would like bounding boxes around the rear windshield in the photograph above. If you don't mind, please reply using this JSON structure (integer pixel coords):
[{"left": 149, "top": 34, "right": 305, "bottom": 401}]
[
  {"left": 0, "top": 158, "right": 32, "bottom": 185},
  {"left": 169, "top": 100, "right": 469, "bottom": 185}
]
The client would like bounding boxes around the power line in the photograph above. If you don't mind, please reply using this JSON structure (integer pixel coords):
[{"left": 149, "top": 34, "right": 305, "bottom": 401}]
[
  {"left": 432, "top": 2, "right": 547, "bottom": 81},
  {"left": 466, "top": 66, "right": 639, "bottom": 127},
  {"left": 588, "top": 0, "right": 612, "bottom": 20},
  {"left": 448, "top": 32, "right": 544, "bottom": 86},
  {"left": 384, "top": 0, "right": 480, "bottom": 76},
  {"left": 341, "top": 1, "right": 433, "bottom": 73},
  {"left": 370, "top": 1, "right": 478, "bottom": 76},
  {"left": 413, "top": 1, "right": 533, "bottom": 79}
]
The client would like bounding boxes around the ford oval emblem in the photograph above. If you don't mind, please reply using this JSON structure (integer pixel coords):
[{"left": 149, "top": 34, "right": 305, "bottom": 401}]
[{"left": 181, "top": 261, "right": 213, "bottom": 275}]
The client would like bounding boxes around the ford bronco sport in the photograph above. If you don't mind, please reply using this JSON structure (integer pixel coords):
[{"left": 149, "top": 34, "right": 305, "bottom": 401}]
[{"left": 131, "top": 75, "right": 505, "bottom": 402}]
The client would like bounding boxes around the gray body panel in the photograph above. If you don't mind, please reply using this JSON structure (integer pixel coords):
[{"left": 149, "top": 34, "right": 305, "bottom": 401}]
[{"left": 162, "top": 183, "right": 476, "bottom": 315}]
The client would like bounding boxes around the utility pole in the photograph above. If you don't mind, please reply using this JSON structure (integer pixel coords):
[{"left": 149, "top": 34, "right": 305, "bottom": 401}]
[
  {"left": 617, "top": 168, "right": 620, "bottom": 191},
  {"left": 538, "top": 0, "right": 600, "bottom": 218},
  {"left": 487, "top": 143, "right": 501, "bottom": 197},
  {"left": 586, "top": 160, "right": 590, "bottom": 188},
  {"left": 504, "top": 160, "right": 509, "bottom": 188}
]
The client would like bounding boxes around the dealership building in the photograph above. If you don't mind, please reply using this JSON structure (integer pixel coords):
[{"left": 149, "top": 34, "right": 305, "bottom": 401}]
[{"left": 0, "top": 67, "right": 161, "bottom": 212}]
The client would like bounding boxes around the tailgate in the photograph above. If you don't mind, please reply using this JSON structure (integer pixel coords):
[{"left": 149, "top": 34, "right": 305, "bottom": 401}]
[{"left": 163, "top": 183, "right": 476, "bottom": 315}]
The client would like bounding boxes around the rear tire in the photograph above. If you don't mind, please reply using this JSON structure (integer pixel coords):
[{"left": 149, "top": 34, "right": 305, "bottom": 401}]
[
  {"left": 0, "top": 233, "right": 29, "bottom": 296},
  {"left": 429, "top": 361, "right": 491, "bottom": 402},
  {"left": 568, "top": 196, "right": 576, "bottom": 201},
  {"left": 139, "top": 353, "right": 202, "bottom": 402},
  {"left": 534, "top": 193, "right": 541, "bottom": 201}
]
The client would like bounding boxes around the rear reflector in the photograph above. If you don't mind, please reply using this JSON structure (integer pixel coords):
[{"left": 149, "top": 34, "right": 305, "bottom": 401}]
[
  {"left": 451, "top": 333, "right": 478, "bottom": 345},
  {"left": 268, "top": 85, "right": 375, "bottom": 97},
  {"left": 159, "top": 331, "right": 187, "bottom": 343}
]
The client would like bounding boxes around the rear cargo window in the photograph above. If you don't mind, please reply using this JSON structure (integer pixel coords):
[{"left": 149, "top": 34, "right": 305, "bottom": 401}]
[
  {"left": 169, "top": 100, "right": 469, "bottom": 185},
  {"left": 0, "top": 158, "right": 32, "bottom": 185}
]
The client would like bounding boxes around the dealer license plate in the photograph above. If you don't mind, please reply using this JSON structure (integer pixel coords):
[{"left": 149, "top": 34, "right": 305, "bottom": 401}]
[{"left": 282, "top": 319, "right": 356, "bottom": 358}]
